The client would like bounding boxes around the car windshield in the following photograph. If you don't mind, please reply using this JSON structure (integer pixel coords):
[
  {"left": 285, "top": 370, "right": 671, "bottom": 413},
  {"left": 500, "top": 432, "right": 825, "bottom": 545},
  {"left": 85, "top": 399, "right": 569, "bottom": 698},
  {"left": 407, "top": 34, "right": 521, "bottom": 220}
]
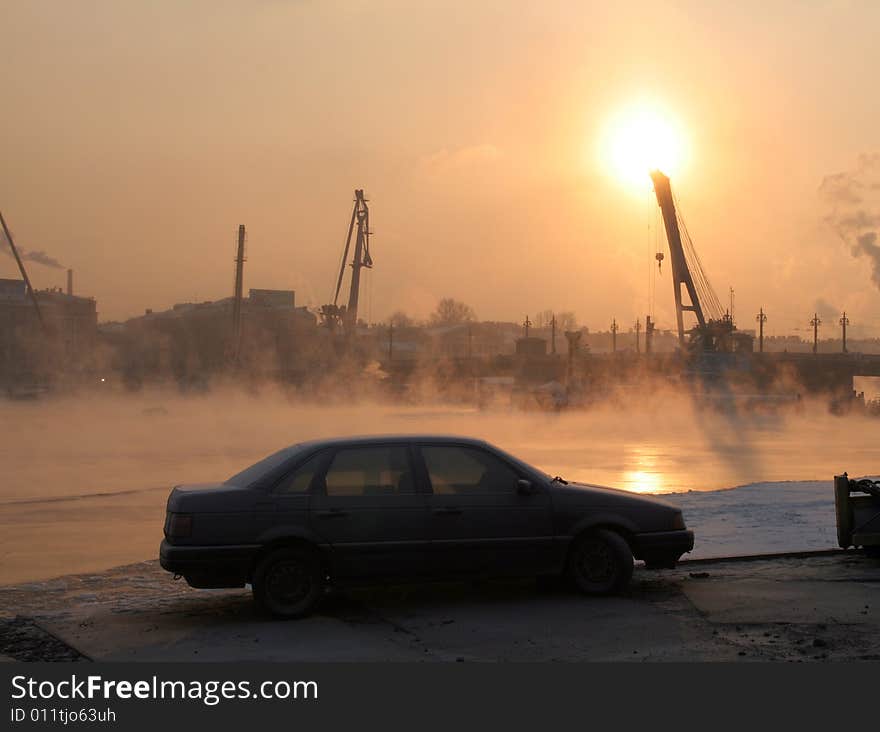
[{"left": 226, "top": 446, "right": 301, "bottom": 488}]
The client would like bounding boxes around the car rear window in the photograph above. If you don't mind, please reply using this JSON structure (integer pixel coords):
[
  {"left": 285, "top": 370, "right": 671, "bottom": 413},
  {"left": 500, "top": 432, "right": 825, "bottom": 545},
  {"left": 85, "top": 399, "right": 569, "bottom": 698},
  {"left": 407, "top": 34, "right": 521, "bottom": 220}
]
[{"left": 226, "top": 446, "right": 300, "bottom": 488}]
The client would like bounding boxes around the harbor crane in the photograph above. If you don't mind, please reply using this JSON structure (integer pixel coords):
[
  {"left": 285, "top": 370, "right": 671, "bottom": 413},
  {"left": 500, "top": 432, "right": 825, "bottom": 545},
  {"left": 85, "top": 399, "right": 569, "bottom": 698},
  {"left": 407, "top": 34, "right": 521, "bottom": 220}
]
[
  {"left": 649, "top": 170, "right": 752, "bottom": 354},
  {"left": 321, "top": 189, "right": 372, "bottom": 336}
]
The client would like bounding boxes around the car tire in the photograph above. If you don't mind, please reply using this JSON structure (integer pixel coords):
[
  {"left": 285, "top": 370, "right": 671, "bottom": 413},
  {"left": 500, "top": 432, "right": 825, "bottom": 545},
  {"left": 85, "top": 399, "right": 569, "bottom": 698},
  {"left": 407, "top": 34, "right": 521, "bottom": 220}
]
[
  {"left": 566, "top": 529, "right": 633, "bottom": 595},
  {"left": 252, "top": 546, "right": 324, "bottom": 619}
]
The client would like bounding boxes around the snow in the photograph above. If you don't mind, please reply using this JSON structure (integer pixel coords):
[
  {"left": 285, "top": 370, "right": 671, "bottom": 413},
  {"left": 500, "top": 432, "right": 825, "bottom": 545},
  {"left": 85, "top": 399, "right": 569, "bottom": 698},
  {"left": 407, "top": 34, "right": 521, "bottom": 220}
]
[{"left": 661, "top": 480, "right": 840, "bottom": 559}]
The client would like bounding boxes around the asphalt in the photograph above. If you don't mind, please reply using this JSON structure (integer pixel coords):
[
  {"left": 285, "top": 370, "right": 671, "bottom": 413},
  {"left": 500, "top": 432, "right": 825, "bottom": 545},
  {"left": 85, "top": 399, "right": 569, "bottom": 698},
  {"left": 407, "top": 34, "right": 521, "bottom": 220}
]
[{"left": 1, "top": 551, "right": 878, "bottom": 662}]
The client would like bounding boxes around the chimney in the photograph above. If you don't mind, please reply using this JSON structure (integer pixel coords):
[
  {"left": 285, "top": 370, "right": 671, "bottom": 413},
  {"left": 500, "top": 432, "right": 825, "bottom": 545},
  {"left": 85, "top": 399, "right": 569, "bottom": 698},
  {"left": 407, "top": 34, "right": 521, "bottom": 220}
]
[{"left": 66, "top": 269, "right": 73, "bottom": 296}]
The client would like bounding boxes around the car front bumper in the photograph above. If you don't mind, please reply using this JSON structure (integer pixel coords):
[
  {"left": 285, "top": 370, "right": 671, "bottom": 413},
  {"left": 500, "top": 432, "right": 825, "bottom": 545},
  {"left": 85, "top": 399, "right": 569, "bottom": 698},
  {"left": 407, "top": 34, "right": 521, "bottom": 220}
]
[
  {"left": 159, "top": 540, "right": 259, "bottom": 588},
  {"left": 632, "top": 529, "right": 694, "bottom": 568}
]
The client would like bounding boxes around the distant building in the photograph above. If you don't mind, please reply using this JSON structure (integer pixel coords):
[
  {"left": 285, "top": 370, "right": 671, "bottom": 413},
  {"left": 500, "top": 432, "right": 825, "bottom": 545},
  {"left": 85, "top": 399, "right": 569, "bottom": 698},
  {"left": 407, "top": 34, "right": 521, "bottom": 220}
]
[
  {"left": 0, "top": 278, "right": 26, "bottom": 301},
  {"left": 0, "top": 280, "right": 98, "bottom": 385},
  {"left": 515, "top": 336, "right": 548, "bottom": 357},
  {"left": 249, "top": 289, "right": 295, "bottom": 309}
]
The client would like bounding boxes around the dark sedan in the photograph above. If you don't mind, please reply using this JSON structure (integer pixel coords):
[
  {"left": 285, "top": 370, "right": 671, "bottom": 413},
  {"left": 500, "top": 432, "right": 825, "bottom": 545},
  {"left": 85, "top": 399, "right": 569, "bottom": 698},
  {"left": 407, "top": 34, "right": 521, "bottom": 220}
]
[{"left": 160, "top": 435, "right": 694, "bottom": 617}]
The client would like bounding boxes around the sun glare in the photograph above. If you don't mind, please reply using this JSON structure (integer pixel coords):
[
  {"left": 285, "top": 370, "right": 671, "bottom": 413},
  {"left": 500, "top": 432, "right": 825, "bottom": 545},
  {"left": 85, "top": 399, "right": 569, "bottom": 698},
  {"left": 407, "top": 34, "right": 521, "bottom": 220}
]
[{"left": 600, "top": 100, "right": 687, "bottom": 189}]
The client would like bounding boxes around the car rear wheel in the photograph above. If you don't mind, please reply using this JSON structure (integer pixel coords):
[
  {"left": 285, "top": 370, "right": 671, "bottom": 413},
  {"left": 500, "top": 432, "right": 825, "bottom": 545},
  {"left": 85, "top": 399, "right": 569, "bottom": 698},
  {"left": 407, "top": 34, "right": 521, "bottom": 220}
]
[
  {"left": 252, "top": 547, "right": 324, "bottom": 619},
  {"left": 567, "top": 529, "right": 633, "bottom": 595}
]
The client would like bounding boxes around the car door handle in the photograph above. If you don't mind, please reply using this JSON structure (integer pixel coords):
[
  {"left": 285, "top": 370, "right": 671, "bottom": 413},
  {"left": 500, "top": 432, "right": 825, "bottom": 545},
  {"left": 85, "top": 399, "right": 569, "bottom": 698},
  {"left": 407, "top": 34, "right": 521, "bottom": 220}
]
[
  {"left": 433, "top": 507, "right": 463, "bottom": 515},
  {"left": 315, "top": 509, "right": 349, "bottom": 518}
]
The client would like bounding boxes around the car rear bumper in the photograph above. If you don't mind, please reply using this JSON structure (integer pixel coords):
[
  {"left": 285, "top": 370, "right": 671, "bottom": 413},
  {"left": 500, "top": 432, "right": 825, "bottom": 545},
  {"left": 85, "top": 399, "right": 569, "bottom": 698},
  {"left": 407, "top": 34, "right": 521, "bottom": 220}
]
[
  {"left": 632, "top": 529, "right": 694, "bottom": 568},
  {"left": 159, "top": 540, "right": 259, "bottom": 588}
]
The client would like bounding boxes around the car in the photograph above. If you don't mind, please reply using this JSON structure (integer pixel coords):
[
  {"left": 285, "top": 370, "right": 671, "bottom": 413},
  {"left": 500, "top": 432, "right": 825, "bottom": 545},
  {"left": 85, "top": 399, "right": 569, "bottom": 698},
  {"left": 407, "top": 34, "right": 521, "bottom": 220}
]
[{"left": 160, "top": 435, "right": 694, "bottom": 618}]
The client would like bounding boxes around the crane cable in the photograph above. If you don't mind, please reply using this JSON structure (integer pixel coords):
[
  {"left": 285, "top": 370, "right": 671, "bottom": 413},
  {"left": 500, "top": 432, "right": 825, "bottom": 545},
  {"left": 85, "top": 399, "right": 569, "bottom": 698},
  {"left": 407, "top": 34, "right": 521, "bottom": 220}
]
[{"left": 672, "top": 190, "right": 724, "bottom": 321}]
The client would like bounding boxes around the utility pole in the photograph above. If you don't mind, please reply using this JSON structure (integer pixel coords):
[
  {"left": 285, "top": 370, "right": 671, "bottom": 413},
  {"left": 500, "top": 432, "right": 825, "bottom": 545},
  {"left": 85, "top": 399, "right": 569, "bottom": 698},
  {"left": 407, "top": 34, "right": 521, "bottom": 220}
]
[
  {"left": 231, "top": 224, "right": 246, "bottom": 362},
  {"left": 388, "top": 322, "right": 393, "bottom": 362},
  {"left": 729, "top": 287, "right": 735, "bottom": 325},
  {"left": 523, "top": 315, "right": 531, "bottom": 338},
  {"left": 610, "top": 318, "right": 618, "bottom": 353},
  {"left": 550, "top": 314, "right": 557, "bottom": 355},
  {"left": 634, "top": 318, "right": 641, "bottom": 354},
  {"left": 645, "top": 315, "right": 655, "bottom": 354},
  {"left": 839, "top": 312, "right": 849, "bottom": 354},
  {"left": 756, "top": 307, "right": 767, "bottom": 353},
  {"left": 810, "top": 313, "right": 821, "bottom": 354}
]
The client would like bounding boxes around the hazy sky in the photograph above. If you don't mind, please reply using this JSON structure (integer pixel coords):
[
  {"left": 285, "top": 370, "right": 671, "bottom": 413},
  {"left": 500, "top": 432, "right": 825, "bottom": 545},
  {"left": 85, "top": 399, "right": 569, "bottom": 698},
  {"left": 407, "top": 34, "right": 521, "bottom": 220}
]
[{"left": 2, "top": 0, "right": 878, "bottom": 336}]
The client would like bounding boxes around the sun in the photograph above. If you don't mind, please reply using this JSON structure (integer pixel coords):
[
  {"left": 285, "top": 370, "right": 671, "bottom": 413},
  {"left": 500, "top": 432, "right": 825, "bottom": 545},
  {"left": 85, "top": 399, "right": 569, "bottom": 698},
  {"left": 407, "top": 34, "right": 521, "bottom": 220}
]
[{"left": 599, "top": 100, "right": 687, "bottom": 189}]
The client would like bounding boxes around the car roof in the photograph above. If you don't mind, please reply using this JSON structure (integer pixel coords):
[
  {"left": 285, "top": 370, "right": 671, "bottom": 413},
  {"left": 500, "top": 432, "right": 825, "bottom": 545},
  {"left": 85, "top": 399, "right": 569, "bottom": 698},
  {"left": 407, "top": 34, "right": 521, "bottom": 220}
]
[{"left": 289, "top": 434, "right": 494, "bottom": 451}]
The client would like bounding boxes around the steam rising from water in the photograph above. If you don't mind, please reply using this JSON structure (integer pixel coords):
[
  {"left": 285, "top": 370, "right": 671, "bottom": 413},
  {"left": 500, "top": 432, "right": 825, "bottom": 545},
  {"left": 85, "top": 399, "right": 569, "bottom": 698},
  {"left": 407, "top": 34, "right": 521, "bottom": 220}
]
[
  {"left": 820, "top": 152, "right": 880, "bottom": 288},
  {"left": 1, "top": 387, "right": 876, "bottom": 504}
]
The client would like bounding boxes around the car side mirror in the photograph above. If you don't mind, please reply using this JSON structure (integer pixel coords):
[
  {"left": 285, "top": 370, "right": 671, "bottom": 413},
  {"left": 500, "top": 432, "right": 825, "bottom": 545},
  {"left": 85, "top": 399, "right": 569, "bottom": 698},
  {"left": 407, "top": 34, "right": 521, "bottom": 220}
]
[{"left": 516, "top": 479, "right": 534, "bottom": 496}]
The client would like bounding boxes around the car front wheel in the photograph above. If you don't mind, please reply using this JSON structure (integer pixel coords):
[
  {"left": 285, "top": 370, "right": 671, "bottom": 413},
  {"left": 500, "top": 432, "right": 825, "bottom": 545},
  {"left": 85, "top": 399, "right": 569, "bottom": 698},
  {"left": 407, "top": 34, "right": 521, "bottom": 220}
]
[
  {"left": 252, "top": 547, "right": 324, "bottom": 619},
  {"left": 567, "top": 529, "right": 633, "bottom": 595}
]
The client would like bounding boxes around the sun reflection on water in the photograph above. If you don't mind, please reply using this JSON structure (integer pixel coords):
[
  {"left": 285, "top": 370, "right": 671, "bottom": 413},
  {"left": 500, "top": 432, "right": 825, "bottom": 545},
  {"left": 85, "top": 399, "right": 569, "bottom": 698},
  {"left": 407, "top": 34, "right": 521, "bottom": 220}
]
[{"left": 621, "top": 447, "right": 666, "bottom": 494}]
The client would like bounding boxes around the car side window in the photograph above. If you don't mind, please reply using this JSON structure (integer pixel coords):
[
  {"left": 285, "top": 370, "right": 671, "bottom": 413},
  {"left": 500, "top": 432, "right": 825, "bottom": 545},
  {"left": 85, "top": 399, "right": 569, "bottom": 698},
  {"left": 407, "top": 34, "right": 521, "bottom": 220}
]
[
  {"left": 323, "top": 446, "right": 414, "bottom": 496},
  {"left": 273, "top": 452, "right": 324, "bottom": 495},
  {"left": 421, "top": 445, "right": 518, "bottom": 495}
]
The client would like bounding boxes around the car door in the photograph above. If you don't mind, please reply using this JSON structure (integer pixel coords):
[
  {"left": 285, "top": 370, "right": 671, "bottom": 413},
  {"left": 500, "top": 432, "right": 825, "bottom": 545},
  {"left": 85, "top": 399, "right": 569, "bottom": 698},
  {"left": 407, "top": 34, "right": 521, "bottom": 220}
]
[
  {"left": 308, "top": 443, "right": 430, "bottom": 581},
  {"left": 253, "top": 449, "right": 329, "bottom": 542},
  {"left": 417, "top": 443, "right": 555, "bottom": 577}
]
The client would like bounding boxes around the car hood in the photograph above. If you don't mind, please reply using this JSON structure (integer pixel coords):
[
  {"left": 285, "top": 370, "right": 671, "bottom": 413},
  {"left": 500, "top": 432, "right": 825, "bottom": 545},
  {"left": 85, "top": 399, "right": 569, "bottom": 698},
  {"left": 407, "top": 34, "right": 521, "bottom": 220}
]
[
  {"left": 166, "top": 482, "right": 256, "bottom": 513},
  {"left": 552, "top": 481, "right": 679, "bottom": 510}
]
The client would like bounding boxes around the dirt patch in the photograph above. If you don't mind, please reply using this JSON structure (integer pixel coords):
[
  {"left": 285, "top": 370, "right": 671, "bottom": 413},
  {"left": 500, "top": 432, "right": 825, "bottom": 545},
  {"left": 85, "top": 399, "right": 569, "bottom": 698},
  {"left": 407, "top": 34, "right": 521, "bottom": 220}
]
[{"left": 0, "top": 617, "right": 89, "bottom": 662}]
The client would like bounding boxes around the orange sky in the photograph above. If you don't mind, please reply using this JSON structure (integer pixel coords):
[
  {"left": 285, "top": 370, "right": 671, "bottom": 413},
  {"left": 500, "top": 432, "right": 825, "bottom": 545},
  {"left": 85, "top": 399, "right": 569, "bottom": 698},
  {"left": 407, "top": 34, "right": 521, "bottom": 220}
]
[{"left": 1, "top": 1, "right": 878, "bottom": 336}]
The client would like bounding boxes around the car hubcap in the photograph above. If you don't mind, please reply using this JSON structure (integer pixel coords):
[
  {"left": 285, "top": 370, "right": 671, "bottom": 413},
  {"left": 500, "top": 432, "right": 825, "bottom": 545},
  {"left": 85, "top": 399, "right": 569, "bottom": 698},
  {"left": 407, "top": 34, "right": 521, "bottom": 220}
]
[
  {"left": 579, "top": 540, "right": 615, "bottom": 583},
  {"left": 267, "top": 560, "right": 312, "bottom": 606}
]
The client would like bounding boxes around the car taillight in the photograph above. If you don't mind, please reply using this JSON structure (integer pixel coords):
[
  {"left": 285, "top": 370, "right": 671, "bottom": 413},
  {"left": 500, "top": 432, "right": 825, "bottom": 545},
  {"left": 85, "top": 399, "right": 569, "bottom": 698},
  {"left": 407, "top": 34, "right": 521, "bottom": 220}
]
[{"left": 165, "top": 512, "right": 193, "bottom": 538}]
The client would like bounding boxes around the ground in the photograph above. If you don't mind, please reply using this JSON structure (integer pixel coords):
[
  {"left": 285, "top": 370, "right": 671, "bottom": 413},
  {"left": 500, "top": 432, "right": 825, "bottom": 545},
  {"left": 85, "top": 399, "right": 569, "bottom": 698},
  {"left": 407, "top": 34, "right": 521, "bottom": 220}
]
[{"left": 2, "top": 552, "right": 878, "bottom": 662}]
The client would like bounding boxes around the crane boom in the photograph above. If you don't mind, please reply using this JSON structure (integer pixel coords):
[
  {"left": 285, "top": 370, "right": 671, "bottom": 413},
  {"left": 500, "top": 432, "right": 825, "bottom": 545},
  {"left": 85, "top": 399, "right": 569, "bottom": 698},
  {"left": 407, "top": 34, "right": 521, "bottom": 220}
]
[
  {"left": 328, "top": 189, "right": 372, "bottom": 336},
  {"left": 649, "top": 170, "right": 706, "bottom": 345},
  {"left": 344, "top": 189, "right": 371, "bottom": 333},
  {"left": 0, "top": 210, "right": 46, "bottom": 331}
]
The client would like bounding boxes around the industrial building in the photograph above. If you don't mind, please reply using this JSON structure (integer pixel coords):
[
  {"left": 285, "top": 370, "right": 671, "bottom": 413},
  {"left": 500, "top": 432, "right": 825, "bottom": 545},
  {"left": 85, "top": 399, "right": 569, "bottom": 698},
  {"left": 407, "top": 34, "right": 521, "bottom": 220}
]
[{"left": 0, "top": 277, "right": 98, "bottom": 390}]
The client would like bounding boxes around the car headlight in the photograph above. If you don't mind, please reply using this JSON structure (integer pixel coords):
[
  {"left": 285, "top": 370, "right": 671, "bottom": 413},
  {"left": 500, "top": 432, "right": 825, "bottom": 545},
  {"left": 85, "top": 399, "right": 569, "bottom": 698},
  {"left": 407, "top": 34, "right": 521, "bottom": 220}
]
[{"left": 671, "top": 511, "right": 686, "bottom": 530}]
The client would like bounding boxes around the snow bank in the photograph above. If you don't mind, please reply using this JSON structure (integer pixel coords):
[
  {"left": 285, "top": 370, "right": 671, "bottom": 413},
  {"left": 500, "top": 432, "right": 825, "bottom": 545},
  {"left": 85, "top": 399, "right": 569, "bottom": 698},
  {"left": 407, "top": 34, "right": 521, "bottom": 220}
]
[{"left": 661, "top": 480, "right": 839, "bottom": 559}]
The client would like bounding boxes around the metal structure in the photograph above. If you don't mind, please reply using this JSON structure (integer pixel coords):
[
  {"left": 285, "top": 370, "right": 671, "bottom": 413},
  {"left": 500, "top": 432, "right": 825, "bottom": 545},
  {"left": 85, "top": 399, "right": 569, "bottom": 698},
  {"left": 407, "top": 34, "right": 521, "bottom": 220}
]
[
  {"left": 756, "top": 307, "right": 767, "bottom": 353},
  {"left": 0, "top": 210, "right": 46, "bottom": 331},
  {"left": 634, "top": 318, "right": 641, "bottom": 354},
  {"left": 610, "top": 318, "right": 618, "bottom": 352},
  {"left": 645, "top": 315, "right": 655, "bottom": 354},
  {"left": 231, "top": 224, "right": 246, "bottom": 361},
  {"left": 550, "top": 314, "right": 557, "bottom": 355},
  {"left": 649, "top": 170, "right": 750, "bottom": 353},
  {"left": 325, "top": 189, "right": 372, "bottom": 335},
  {"left": 840, "top": 312, "right": 849, "bottom": 353},
  {"left": 523, "top": 315, "right": 531, "bottom": 338},
  {"left": 810, "top": 312, "right": 821, "bottom": 354}
]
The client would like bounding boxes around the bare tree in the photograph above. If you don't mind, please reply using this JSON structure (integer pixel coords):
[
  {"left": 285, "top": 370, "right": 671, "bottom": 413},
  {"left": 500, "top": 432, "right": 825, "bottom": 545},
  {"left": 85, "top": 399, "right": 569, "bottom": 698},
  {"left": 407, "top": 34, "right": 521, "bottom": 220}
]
[
  {"left": 557, "top": 311, "right": 578, "bottom": 331},
  {"left": 534, "top": 310, "right": 577, "bottom": 331},
  {"left": 388, "top": 310, "right": 414, "bottom": 328},
  {"left": 429, "top": 298, "right": 476, "bottom": 326},
  {"left": 534, "top": 310, "right": 555, "bottom": 329}
]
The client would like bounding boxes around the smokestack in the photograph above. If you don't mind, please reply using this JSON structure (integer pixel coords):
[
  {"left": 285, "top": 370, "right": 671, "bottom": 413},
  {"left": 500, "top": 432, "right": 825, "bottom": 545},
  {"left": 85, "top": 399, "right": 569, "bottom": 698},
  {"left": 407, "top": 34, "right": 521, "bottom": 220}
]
[{"left": 66, "top": 269, "right": 73, "bottom": 296}]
